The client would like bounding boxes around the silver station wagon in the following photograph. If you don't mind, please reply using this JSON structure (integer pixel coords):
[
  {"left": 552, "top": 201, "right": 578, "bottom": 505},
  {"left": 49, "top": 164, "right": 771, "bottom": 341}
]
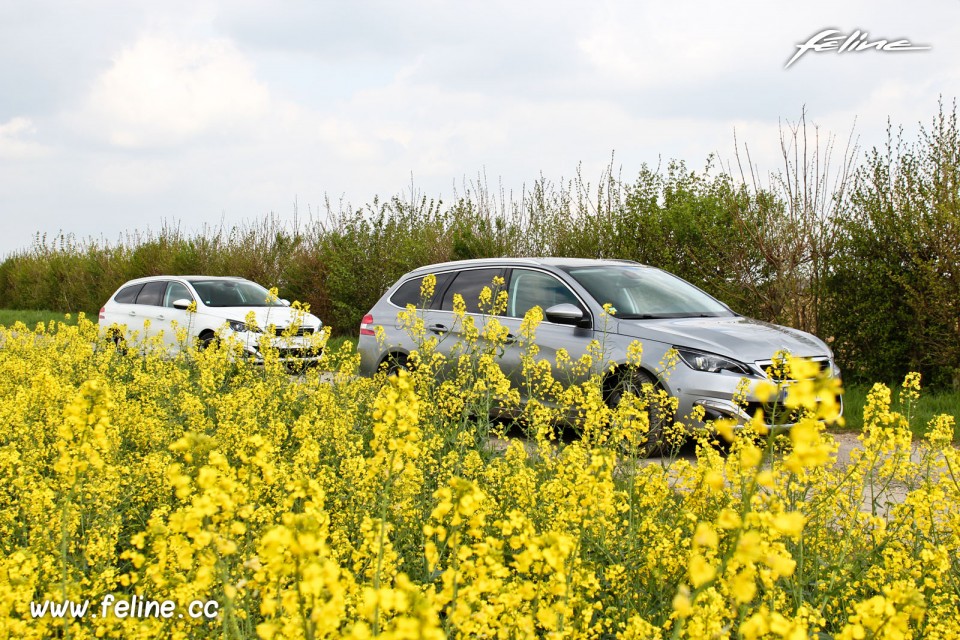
[{"left": 357, "top": 257, "right": 841, "bottom": 431}]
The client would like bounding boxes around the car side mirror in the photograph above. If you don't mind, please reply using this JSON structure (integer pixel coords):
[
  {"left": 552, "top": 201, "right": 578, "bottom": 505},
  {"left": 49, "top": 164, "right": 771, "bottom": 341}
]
[
  {"left": 172, "top": 299, "right": 194, "bottom": 310},
  {"left": 544, "top": 303, "right": 585, "bottom": 326},
  {"left": 280, "top": 298, "right": 291, "bottom": 306}
]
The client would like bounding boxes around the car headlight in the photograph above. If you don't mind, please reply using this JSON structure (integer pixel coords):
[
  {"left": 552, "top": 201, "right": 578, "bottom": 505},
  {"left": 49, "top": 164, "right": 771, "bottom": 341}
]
[
  {"left": 227, "top": 320, "right": 261, "bottom": 334},
  {"left": 830, "top": 359, "right": 842, "bottom": 378},
  {"left": 676, "top": 348, "right": 752, "bottom": 375}
]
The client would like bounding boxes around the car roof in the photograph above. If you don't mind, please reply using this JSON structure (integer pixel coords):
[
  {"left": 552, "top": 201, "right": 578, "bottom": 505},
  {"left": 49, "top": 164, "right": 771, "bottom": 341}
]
[
  {"left": 182, "top": 276, "right": 250, "bottom": 283},
  {"left": 117, "top": 275, "right": 250, "bottom": 286},
  {"left": 403, "top": 257, "right": 643, "bottom": 276}
]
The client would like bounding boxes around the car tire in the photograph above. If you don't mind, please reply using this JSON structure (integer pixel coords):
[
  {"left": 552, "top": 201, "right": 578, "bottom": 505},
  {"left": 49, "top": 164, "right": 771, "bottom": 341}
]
[
  {"left": 108, "top": 328, "right": 128, "bottom": 355},
  {"left": 197, "top": 331, "right": 219, "bottom": 351},
  {"left": 383, "top": 352, "right": 409, "bottom": 378},
  {"left": 607, "top": 368, "right": 673, "bottom": 457}
]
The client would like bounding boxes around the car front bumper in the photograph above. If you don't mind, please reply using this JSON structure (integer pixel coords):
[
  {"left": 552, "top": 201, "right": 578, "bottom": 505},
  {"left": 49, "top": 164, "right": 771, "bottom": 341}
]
[{"left": 667, "top": 364, "right": 843, "bottom": 431}]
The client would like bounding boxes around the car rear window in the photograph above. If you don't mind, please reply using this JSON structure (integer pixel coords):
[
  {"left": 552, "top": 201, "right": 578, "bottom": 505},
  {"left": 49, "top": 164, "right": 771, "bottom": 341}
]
[
  {"left": 390, "top": 272, "right": 454, "bottom": 309},
  {"left": 440, "top": 268, "right": 505, "bottom": 314},
  {"left": 135, "top": 281, "right": 167, "bottom": 307},
  {"left": 113, "top": 283, "right": 144, "bottom": 304}
]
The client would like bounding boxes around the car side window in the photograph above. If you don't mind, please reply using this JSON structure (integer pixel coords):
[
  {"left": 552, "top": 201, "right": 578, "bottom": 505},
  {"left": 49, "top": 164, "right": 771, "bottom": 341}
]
[
  {"left": 163, "top": 282, "right": 193, "bottom": 308},
  {"left": 440, "top": 268, "right": 505, "bottom": 314},
  {"left": 135, "top": 281, "right": 167, "bottom": 307},
  {"left": 507, "top": 269, "right": 581, "bottom": 319},
  {"left": 114, "top": 283, "right": 144, "bottom": 304},
  {"left": 389, "top": 272, "right": 455, "bottom": 309}
]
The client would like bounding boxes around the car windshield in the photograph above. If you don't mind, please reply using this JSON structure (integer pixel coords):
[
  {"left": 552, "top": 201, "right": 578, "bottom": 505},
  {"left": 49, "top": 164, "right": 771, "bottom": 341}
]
[
  {"left": 190, "top": 280, "right": 285, "bottom": 308},
  {"left": 562, "top": 265, "right": 734, "bottom": 319}
]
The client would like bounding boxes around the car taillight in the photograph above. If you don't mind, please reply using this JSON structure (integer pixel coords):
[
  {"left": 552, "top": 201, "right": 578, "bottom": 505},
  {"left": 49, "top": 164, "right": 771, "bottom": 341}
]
[
  {"left": 360, "top": 314, "right": 375, "bottom": 336},
  {"left": 99, "top": 306, "right": 106, "bottom": 321}
]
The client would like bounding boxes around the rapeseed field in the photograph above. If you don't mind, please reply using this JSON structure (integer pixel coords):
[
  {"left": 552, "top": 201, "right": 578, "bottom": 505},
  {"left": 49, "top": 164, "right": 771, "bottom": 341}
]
[{"left": 2, "top": 301, "right": 958, "bottom": 639}]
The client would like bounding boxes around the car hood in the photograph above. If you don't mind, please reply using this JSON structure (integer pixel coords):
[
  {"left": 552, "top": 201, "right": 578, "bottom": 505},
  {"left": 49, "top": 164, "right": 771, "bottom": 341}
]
[
  {"left": 614, "top": 315, "right": 829, "bottom": 363},
  {"left": 199, "top": 306, "right": 322, "bottom": 330}
]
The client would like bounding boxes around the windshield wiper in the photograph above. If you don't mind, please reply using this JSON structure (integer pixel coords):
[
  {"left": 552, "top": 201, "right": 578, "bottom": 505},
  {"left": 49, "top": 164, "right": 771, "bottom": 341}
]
[
  {"left": 616, "top": 313, "right": 669, "bottom": 319},
  {"left": 617, "top": 312, "right": 729, "bottom": 319}
]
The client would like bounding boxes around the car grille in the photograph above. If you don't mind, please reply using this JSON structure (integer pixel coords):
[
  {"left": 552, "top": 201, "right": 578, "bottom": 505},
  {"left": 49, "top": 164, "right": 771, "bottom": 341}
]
[
  {"left": 274, "top": 347, "right": 322, "bottom": 359},
  {"left": 268, "top": 326, "right": 315, "bottom": 337},
  {"left": 754, "top": 356, "right": 833, "bottom": 382},
  {"left": 744, "top": 391, "right": 844, "bottom": 427}
]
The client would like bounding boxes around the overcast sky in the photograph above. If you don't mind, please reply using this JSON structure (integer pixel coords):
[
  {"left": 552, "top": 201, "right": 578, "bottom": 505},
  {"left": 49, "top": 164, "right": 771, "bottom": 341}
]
[{"left": 1, "top": 0, "right": 957, "bottom": 258}]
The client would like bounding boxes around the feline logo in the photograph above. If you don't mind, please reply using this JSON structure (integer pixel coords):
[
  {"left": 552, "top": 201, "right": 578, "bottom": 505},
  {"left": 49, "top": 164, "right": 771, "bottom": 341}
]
[{"left": 786, "top": 29, "right": 930, "bottom": 68}]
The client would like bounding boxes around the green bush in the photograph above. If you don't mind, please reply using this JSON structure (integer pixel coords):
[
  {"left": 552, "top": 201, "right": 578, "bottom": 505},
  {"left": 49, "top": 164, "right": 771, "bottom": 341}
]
[{"left": 825, "top": 101, "right": 960, "bottom": 387}]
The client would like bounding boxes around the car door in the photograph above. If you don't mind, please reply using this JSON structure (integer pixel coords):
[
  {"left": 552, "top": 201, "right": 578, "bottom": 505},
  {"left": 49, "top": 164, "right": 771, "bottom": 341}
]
[
  {"left": 104, "top": 282, "right": 145, "bottom": 334},
  {"left": 370, "top": 270, "right": 454, "bottom": 366},
  {"left": 433, "top": 267, "right": 507, "bottom": 368},
  {"left": 160, "top": 280, "right": 195, "bottom": 351},
  {"left": 496, "top": 268, "right": 599, "bottom": 392},
  {"left": 130, "top": 280, "right": 169, "bottom": 347}
]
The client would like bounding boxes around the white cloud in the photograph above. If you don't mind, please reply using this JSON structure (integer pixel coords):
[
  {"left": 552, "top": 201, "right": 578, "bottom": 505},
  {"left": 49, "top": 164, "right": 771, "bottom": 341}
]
[
  {"left": 78, "top": 35, "right": 272, "bottom": 147},
  {"left": 0, "top": 116, "right": 33, "bottom": 137},
  {"left": 576, "top": 3, "right": 777, "bottom": 89},
  {"left": 0, "top": 116, "right": 47, "bottom": 158},
  {"left": 89, "top": 159, "right": 177, "bottom": 197}
]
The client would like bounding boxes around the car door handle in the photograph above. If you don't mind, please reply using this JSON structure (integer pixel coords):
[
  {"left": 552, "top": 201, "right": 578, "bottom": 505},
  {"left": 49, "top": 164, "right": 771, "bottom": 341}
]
[
  {"left": 157, "top": 314, "right": 165, "bottom": 320},
  {"left": 128, "top": 311, "right": 137, "bottom": 316},
  {"left": 427, "top": 323, "right": 448, "bottom": 335}
]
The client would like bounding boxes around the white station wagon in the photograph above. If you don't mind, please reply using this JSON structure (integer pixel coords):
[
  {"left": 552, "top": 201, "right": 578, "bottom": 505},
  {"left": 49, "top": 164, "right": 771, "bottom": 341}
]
[{"left": 99, "top": 275, "right": 324, "bottom": 365}]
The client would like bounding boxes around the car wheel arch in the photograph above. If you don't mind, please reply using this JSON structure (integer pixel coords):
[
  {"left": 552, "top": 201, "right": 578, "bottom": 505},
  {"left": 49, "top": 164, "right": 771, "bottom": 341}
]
[
  {"left": 602, "top": 364, "right": 667, "bottom": 404},
  {"left": 379, "top": 350, "right": 412, "bottom": 376},
  {"left": 196, "top": 329, "right": 219, "bottom": 350},
  {"left": 603, "top": 364, "right": 678, "bottom": 456}
]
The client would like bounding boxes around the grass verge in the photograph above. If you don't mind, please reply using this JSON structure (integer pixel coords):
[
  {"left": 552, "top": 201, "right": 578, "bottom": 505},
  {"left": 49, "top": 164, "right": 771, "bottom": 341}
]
[
  {"left": 0, "top": 309, "right": 80, "bottom": 329},
  {"left": 840, "top": 381, "right": 960, "bottom": 442}
]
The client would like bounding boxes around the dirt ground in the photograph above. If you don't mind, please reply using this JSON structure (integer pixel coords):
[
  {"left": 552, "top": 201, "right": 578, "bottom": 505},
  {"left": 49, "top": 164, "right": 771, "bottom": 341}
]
[{"left": 637, "top": 429, "right": 937, "bottom": 512}]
